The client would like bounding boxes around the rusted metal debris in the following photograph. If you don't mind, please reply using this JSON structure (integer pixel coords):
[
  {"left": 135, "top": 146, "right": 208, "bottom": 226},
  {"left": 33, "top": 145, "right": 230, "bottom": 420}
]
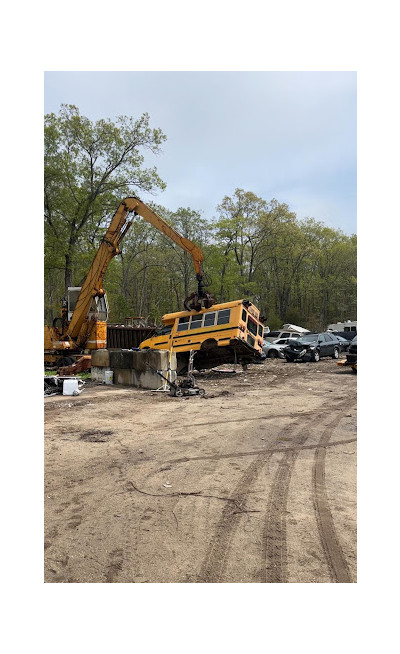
[{"left": 58, "top": 355, "right": 91, "bottom": 376}]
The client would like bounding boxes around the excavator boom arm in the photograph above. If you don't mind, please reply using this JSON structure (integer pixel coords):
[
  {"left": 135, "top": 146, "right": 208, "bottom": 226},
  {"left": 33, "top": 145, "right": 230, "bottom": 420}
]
[
  {"left": 125, "top": 197, "right": 204, "bottom": 275},
  {"left": 66, "top": 199, "right": 134, "bottom": 342},
  {"left": 66, "top": 196, "right": 207, "bottom": 344}
]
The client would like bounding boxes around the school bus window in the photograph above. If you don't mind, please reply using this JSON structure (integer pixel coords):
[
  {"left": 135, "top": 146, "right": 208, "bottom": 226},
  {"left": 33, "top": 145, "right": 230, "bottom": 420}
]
[
  {"left": 190, "top": 315, "right": 203, "bottom": 330},
  {"left": 155, "top": 325, "right": 172, "bottom": 335},
  {"left": 248, "top": 318, "right": 258, "bottom": 336},
  {"left": 241, "top": 309, "right": 247, "bottom": 322},
  {"left": 258, "top": 324, "right": 263, "bottom": 337},
  {"left": 217, "top": 309, "right": 231, "bottom": 325},
  {"left": 177, "top": 317, "right": 190, "bottom": 332},
  {"left": 204, "top": 312, "right": 216, "bottom": 327}
]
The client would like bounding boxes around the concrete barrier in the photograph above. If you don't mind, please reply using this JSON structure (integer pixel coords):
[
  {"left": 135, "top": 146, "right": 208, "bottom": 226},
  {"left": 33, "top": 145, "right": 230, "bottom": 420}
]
[
  {"left": 91, "top": 349, "right": 177, "bottom": 389},
  {"left": 91, "top": 349, "right": 110, "bottom": 368}
]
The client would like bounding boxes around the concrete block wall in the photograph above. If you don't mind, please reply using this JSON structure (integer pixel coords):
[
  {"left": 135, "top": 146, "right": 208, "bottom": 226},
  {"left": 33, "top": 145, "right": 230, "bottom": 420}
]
[{"left": 91, "top": 349, "right": 177, "bottom": 390}]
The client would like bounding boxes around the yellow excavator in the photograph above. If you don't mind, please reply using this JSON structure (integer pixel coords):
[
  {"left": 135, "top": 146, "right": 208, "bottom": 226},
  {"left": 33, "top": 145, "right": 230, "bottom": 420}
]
[{"left": 44, "top": 196, "right": 216, "bottom": 367}]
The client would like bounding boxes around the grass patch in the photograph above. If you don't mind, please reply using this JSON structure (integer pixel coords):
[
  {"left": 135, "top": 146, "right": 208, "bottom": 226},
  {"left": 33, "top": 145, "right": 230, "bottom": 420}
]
[
  {"left": 77, "top": 371, "right": 91, "bottom": 380},
  {"left": 44, "top": 369, "right": 91, "bottom": 380}
]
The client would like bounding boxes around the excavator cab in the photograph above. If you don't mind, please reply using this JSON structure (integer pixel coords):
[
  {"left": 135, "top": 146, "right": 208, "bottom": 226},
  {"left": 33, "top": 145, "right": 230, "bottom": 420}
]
[{"left": 67, "top": 287, "right": 109, "bottom": 322}]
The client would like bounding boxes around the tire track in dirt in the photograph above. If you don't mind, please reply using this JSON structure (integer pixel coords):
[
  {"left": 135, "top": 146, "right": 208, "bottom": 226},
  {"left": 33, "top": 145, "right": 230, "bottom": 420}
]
[
  {"left": 196, "top": 455, "right": 270, "bottom": 583},
  {"left": 106, "top": 549, "right": 124, "bottom": 582},
  {"left": 312, "top": 416, "right": 355, "bottom": 583},
  {"left": 263, "top": 401, "right": 351, "bottom": 583},
  {"left": 167, "top": 437, "right": 357, "bottom": 465},
  {"left": 45, "top": 374, "right": 355, "bottom": 583},
  {"left": 196, "top": 406, "right": 346, "bottom": 584},
  {"left": 154, "top": 410, "right": 325, "bottom": 431}
]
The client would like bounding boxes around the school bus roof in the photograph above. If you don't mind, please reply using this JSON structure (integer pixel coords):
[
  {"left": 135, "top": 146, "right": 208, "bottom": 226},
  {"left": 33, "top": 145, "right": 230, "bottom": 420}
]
[{"left": 161, "top": 300, "right": 258, "bottom": 322}]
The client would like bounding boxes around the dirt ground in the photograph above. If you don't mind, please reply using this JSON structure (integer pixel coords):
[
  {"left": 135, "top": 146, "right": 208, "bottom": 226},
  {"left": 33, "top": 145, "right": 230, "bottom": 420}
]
[{"left": 44, "top": 356, "right": 357, "bottom": 583}]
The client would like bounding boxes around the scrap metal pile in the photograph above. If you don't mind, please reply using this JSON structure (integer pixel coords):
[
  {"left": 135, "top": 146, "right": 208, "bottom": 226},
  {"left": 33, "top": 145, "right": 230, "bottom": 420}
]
[{"left": 44, "top": 376, "right": 85, "bottom": 397}]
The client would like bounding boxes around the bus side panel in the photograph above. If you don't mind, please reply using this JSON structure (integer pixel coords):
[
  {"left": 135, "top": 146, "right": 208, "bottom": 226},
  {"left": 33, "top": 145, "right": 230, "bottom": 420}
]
[{"left": 171, "top": 325, "right": 242, "bottom": 353}]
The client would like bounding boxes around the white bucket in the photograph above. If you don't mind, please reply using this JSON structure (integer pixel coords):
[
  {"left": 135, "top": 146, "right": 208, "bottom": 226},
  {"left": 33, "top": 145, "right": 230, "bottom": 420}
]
[
  {"left": 63, "top": 379, "right": 79, "bottom": 395},
  {"left": 105, "top": 370, "right": 114, "bottom": 385}
]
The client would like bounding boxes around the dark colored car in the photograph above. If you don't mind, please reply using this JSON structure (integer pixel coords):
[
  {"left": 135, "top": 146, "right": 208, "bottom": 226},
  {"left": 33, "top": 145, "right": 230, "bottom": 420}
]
[
  {"left": 346, "top": 335, "right": 357, "bottom": 369},
  {"left": 334, "top": 335, "right": 351, "bottom": 352},
  {"left": 284, "top": 332, "right": 341, "bottom": 363},
  {"left": 330, "top": 331, "right": 356, "bottom": 350}
]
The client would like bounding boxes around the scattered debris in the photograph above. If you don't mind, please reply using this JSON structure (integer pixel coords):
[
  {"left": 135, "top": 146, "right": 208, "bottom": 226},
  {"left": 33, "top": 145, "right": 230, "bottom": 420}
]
[
  {"left": 58, "top": 355, "right": 91, "bottom": 377},
  {"left": 44, "top": 376, "right": 63, "bottom": 396},
  {"left": 148, "top": 350, "right": 205, "bottom": 398},
  {"left": 63, "top": 378, "right": 83, "bottom": 396},
  {"left": 44, "top": 376, "right": 85, "bottom": 397},
  {"left": 128, "top": 482, "right": 251, "bottom": 512}
]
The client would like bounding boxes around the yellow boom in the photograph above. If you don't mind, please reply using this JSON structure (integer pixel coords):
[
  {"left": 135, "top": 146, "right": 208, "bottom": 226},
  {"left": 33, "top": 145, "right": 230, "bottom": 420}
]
[{"left": 64, "top": 196, "right": 212, "bottom": 348}]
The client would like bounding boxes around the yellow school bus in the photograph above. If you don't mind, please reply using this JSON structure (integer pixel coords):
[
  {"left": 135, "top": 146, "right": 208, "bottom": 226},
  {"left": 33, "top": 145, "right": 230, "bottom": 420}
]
[{"left": 139, "top": 299, "right": 265, "bottom": 373}]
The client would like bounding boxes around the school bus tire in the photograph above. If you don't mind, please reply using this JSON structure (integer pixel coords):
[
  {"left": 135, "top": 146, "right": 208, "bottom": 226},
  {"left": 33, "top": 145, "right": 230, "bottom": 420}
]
[{"left": 200, "top": 338, "right": 218, "bottom": 351}]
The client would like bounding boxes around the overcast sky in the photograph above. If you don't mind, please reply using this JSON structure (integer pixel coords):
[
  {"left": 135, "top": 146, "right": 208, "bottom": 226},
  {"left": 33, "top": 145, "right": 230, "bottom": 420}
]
[{"left": 44, "top": 71, "right": 356, "bottom": 234}]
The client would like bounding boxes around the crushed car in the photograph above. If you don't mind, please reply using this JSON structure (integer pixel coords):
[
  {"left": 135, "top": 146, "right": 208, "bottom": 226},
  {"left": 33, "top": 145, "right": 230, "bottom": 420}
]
[
  {"left": 283, "top": 332, "right": 341, "bottom": 363},
  {"left": 262, "top": 333, "right": 303, "bottom": 358}
]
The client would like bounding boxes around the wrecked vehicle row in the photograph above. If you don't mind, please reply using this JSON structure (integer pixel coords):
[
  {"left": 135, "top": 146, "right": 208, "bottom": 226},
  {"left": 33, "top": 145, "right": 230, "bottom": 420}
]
[
  {"left": 261, "top": 328, "right": 356, "bottom": 365},
  {"left": 283, "top": 332, "right": 342, "bottom": 363}
]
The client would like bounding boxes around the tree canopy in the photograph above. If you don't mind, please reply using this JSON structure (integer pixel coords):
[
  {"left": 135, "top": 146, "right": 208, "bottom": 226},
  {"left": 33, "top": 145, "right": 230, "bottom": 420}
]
[
  {"left": 44, "top": 104, "right": 167, "bottom": 299},
  {"left": 44, "top": 108, "right": 356, "bottom": 331}
]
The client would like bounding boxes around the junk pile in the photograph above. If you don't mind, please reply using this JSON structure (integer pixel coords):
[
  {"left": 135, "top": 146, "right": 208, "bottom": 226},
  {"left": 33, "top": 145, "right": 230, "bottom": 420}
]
[
  {"left": 148, "top": 350, "right": 205, "bottom": 397},
  {"left": 44, "top": 376, "right": 85, "bottom": 397}
]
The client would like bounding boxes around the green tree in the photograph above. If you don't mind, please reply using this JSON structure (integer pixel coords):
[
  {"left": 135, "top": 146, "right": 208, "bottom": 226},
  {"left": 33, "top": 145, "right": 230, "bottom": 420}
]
[
  {"left": 282, "top": 219, "right": 357, "bottom": 330},
  {"left": 213, "top": 190, "right": 299, "bottom": 314},
  {"left": 44, "top": 104, "right": 167, "bottom": 314},
  {"left": 213, "top": 189, "right": 271, "bottom": 299}
]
